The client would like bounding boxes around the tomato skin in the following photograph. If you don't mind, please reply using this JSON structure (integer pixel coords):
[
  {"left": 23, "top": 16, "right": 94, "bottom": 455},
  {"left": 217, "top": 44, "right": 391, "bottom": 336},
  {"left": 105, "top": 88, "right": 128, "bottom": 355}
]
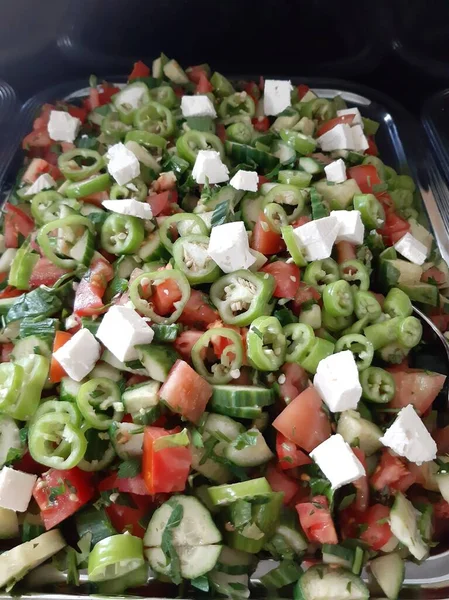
[
  {"left": 67, "top": 105, "right": 88, "bottom": 123},
  {"left": 147, "top": 191, "right": 177, "bottom": 216},
  {"left": 252, "top": 116, "right": 270, "bottom": 132},
  {"left": 143, "top": 427, "right": 191, "bottom": 494},
  {"left": 196, "top": 73, "right": 213, "bottom": 94},
  {"left": 33, "top": 468, "right": 94, "bottom": 530},
  {"left": 370, "top": 449, "right": 416, "bottom": 492},
  {"left": 0, "top": 343, "right": 14, "bottom": 363},
  {"left": 160, "top": 360, "right": 212, "bottom": 424},
  {"left": 98, "top": 474, "right": 149, "bottom": 538},
  {"left": 22, "top": 128, "right": 52, "bottom": 150},
  {"left": 348, "top": 165, "right": 382, "bottom": 194},
  {"left": 0, "top": 286, "right": 22, "bottom": 300},
  {"left": 260, "top": 262, "right": 300, "bottom": 298},
  {"left": 117, "top": 473, "right": 150, "bottom": 496},
  {"left": 276, "top": 432, "right": 312, "bottom": 470},
  {"left": 152, "top": 278, "right": 183, "bottom": 317},
  {"left": 360, "top": 504, "right": 392, "bottom": 551},
  {"left": 316, "top": 115, "right": 355, "bottom": 137},
  {"left": 379, "top": 210, "right": 410, "bottom": 245},
  {"left": 335, "top": 241, "right": 357, "bottom": 264},
  {"left": 296, "top": 495, "right": 338, "bottom": 544},
  {"left": 49, "top": 331, "right": 72, "bottom": 383},
  {"left": 278, "top": 363, "right": 309, "bottom": 404},
  {"left": 174, "top": 330, "right": 204, "bottom": 362},
  {"left": 266, "top": 463, "right": 300, "bottom": 504},
  {"left": 179, "top": 289, "right": 219, "bottom": 329},
  {"left": 387, "top": 368, "right": 446, "bottom": 414},
  {"left": 187, "top": 65, "right": 209, "bottom": 84},
  {"left": 4, "top": 204, "right": 35, "bottom": 248},
  {"left": 273, "top": 386, "right": 331, "bottom": 452},
  {"left": 29, "top": 258, "right": 68, "bottom": 288},
  {"left": 292, "top": 282, "right": 321, "bottom": 315},
  {"left": 251, "top": 213, "right": 284, "bottom": 255},
  {"left": 129, "top": 60, "right": 150, "bottom": 80},
  {"left": 22, "top": 158, "right": 52, "bottom": 184},
  {"left": 297, "top": 84, "right": 310, "bottom": 100},
  {"left": 365, "top": 136, "right": 379, "bottom": 156},
  {"left": 74, "top": 258, "right": 113, "bottom": 317}
]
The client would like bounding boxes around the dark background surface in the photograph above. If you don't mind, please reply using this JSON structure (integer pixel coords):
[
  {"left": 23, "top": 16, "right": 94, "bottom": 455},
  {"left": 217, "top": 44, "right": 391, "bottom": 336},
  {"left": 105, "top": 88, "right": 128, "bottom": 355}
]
[{"left": 0, "top": 0, "right": 448, "bottom": 115}]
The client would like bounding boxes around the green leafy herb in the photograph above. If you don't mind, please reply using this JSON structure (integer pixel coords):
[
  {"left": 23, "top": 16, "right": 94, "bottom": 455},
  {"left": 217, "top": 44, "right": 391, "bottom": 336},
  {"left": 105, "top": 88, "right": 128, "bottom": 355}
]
[
  {"left": 229, "top": 582, "right": 247, "bottom": 591},
  {"left": 19, "top": 317, "right": 58, "bottom": 340},
  {"left": 6, "top": 287, "right": 62, "bottom": 323},
  {"left": 107, "top": 276, "right": 128, "bottom": 299},
  {"left": 66, "top": 547, "right": 80, "bottom": 586},
  {"left": 5, "top": 447, "right": 22, "bottom": 465},
  {"left": 232, "top": 430, "right": 259, "bottom": 451},
  {"left": 21, "top": 521, "right": 45, "bottom": 542},
  {"left": 199, "top": 437, "right": 219, "bottom": 465},
  {"left": 161, "top": 503, "right": 184, "bottom": 585},
  {"left": 191, "top": 428, "right": 204, "bottom": 449},
  {"left": 211, "top": 200, "right": 232, "bottom": 227},
  {"left": 117, "top": 457, "right": 142, "bottom": 479},
  {"left": 77, "top": 134, "right": 99, "bottom": 151},
  {"left": 151, "top": 323, "right": 181, "bottom": 343},
  {"left": 191, "top": 575, "right": 210, "bottom": 592},
  {"left": 80, "top": 317, "right": 101, "bottom": 335},
  {"left": 273, "top": 307, "right": 296, "bottom": 327},
  {"left": 338, "top": 494, "right": 356, "bottom": 511},
  {"left": 125, "top": 359, "right": 145, "bottom": 370},
  {"left": 153, "top": 428, "right": 189, "bottom": 452},
  {"left": 48, "top": 479, "right": 67, "bottom": 503},
  {"left": 162, "top": 154, "right": 190, "bottom": 178},
  {"left": 301, "top": 299, "right": 317, "bottom": 312}
]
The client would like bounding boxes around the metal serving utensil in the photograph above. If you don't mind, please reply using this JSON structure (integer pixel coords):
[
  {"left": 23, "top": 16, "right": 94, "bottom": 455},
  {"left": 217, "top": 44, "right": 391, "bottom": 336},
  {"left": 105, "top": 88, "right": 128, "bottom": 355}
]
[{"left": 412, "top": 304, "right": 449, "bottom": 368}]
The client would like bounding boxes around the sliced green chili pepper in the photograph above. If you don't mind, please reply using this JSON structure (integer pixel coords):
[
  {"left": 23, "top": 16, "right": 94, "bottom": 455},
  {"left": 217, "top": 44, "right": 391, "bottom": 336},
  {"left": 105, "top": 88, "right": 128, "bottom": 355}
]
[
  {"left": 88, "top": 534, "right": 144, "bottom": 583},
  {"left": 360, "top": 366, "right": 396, "bottom": 403},
  {"left": 263, "top": 203, "right": 289, "bottom": 234},
  {"left": 110, "top": 179, "right": 148, "bottom": 202},
  {"left": 378, "top": 341, "right": 409, "bottom": 364},
  {"left": 210, "top": 72, "right": 235, "bottom": 97},
  {"left": 322, "top": 309, "right": 354, "bottom": 332},
  {"left": 28, "top": 411, "right": 87, "bottom": 469},
  {"left": 342, "top": 316, "right": 370, "bottom": 335},
  {"left": 226, "top": 121, "right": 253, "bottom": 144},
  {"left": 65, "top": 173, "right": 111, "bottom": 199},
  {"left": 149, "top": 85, "right": 179, "bottom": 109},
  {"left": 264, "top": 185, "right": 306, "bottom": 223},
  {"left": 284, "top": 323, "right": 315, "bottom": 363},
  {"left": 192, "top": 328, "right": 244, "bottom": 384},
  {"left": 279, "top": 129, "right": 317, "bottom": 155},
  {"left": 353, "top": 193, "right": 385, "bottom": 229},
  {"left": 37, "top": 215, "right": 95, "bottom": 268},
  {"left": 31, "top": 192, "right": 77, "bottom": 225},
  {"left": 354, "top": 291, "right": 382, "bottom": 322},
  {"left": 133, "top": 101, "right": 174, "bottom": 137},
  {"left": 334, "top": 334, "right": 374, "bottom": 371},
  {"left": 397, "top": 316, "right": 422, "bottom": 348},
  {"left": 159, "top": 212, "right": 208, "bottom": 254},
  {"left": 278, "top": 170, "right": 312, "bottom": 188},
  {"left": 32, "top": 399, "right": 83, "bottom": 428},
  {"left": 124, "top": 130, "right": 167, "bottom": 151},
  {"left": 300, "top": 337, "right": 335, "bottom": 374},
  {"left": 303, "top": 259, "right": 339, "bottom": 292},
  {"left": 113, "top": 82, "right": 151, "bottom": 123},
  {"left": 218, "top": 92, "right": 255, "bottom": 119},
  {"left": 173, "top": 234, "right": 220, "bottom": 284},
  {"left": 339, "top": 260, "right": 370, "bottom": 291},
  {"left": 383, "top": 287, "right": 413, "bottom": 318},
  {"left": 5, "top": 355, "right": 49, "bottom": 421},
  {"left": 77, "top": 378, "right": 124, "bottom": 430},
  {"left": 58, "top": 149, "right": 104, "bottom": 182},
  {"left": 101, "top": 214, "right": 145, "bottom": 255},
  {"left": 210, "top": 270, "right": 275, "bottom": 327},
  {"left": 363, "top": 316, "right": 401, "bottom": 350},
  {"left": 176, "top": 130, "right": 225, "bottom": 164},
  {"left": 8, "top": 247, "right": 39, "bottom": 290},
  {"left": 247, "top": 316, "right": 286, "bottom": 371},
  {"left": 280, "top": 226, "right": 307, "bottom": 267},
  {"left": 323, "top": 280, "right": 354, "bottom": 317},
  {"left": 0, "top": 363, "right": 25, "bottom": 413},
  {"left": 129, "top": 269, "right": 191, "bottom": 324},
  {"left": 101, "top": 112, "right": 132, "bottom": 140}
]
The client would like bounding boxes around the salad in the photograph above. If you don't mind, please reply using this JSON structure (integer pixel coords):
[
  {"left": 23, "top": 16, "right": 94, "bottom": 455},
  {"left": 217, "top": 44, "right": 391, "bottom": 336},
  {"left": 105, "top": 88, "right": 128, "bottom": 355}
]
[{"left": 0, "top": 54, "right": 448, "bottom": 600}]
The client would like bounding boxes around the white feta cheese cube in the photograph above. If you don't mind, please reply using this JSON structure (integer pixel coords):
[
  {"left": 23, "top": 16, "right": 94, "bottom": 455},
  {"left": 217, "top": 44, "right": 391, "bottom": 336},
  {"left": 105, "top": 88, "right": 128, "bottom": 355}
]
[
  {"left": 181, "top": 95, "right": 217, "bottom": 118},
  {"left": 324, "top": 159, "right": 347, "bottom": 184},
  {"left": 331, "top": 210, "right": 365, "bottom": 245},
  {"left": 351, "top": 124, "right": 369, "bottom": 152},
  {"left": 310, "top": 434, "right": 366, "bottom": 490},
  {"left": 192, "top": 150, "right": 229, "bottom": 184},
  {"left": 0, "top": 467, "right": 37, "bottom": 512},
  {"left": 47, "top": 110, "right": 81, "bottom": 143},
  {"left": 96, "top": 305, "right": 154, "bottom": 363},
  {"left": 379, "top": 404, "right": 437, "bottom": 465},
  {"left": 102, "top": 199, "right": 153, "bottom": 220},
  {"left": 229, "top": 170, "right": 259, "bottom": 192},
  {"left": 64, "top": 314, "right": 79, "bottom": 330},
  {"left": 53, "top": 328, "right": 101, "bottom": 382},
  {"left": 317, "top": 124, "right": 355, "bottom": 152},
  {"left": 263, "top": 79, "right": 293, "bottom": 116},
  {"left": 314, "top": 350, "right": 362, "bottom": 412},
  {"left": 394, "top": 232, "right": 428, "bottom": 266},
  {"left": 208, "top": 221, "right": 256, "bottom": 273},
  {"left": 107, "top": 142, "right": 141, "bottom": 186},
  {"left": 24, "top": 174, "right": 56, "bottom": 196},
  {"left": 293, "top": 216, "right": 339, "bottom": 261},
  {"left": 337, "top": 107, "right": 363, "bottom": 126},
  {"left": 116, "top": 85, "right": 148, "bottom": 110}
]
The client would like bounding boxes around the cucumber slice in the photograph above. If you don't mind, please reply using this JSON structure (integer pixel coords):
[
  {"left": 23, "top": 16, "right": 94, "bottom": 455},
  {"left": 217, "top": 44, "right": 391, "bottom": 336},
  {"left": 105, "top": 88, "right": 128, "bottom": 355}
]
[
  {"left": 241, "top": 195, "right": 264, "bottom": 231},
  {"left": 265, "top": 508, "right": 308, "bottom": 559},
  {"left": 69, "top": 229, "right": 95, "bottom": 266},
  {"left": 122, "top": 381, "right": 161, "bottom": 425},
  {"left": 0, "top": 297, "right": 19, "bottom": 317},
  {"left": 369, "top": 552, "right": 404, "bottom": 600},
  {"left": 12, "top": 335, "right": 52, "bottom": 361},
  {"left": 152, "top": 53, "right": 169, "bottom": 78},
  {"left": 298, "top": 156, "right": 324, "bottom": 175},
  {"left": 389, "top": 492, "right": 428, "bottom": 560},
  {"left": 90, "top": 361, "right": 123, "bottom": 382},
  {"left": 102, "top": 349, "right": 147, "bottom": 375},
  {"left": 260, "top": 559, "right": 303, "bottom": 589},
  {"left": 163, "top": 59, "right": 189, "bottom": 84},
  {"left": 272, "top": 140, "right": 296, "bottom": 165},
  {"left": 336, "top": 410, "right": 382, "bottom": 456},
  {"left": 322, "top": 544, "right": 354, "bottom": 569},
  {"left": 294, "top": 565, "right": 369, "bottom": 600},
  {"left": 0, "top": 507, "right": 18, "bottom": 539},
  {"left": 148, "top": 545, "right": 222, "bottom": 580},
  {"left": 190, "top": 443, "right": 232, "bottom": 484},
  {"left": 225, "top": 428, "right": 273, "bottom": 467},
  {"left": 144, "top": 496, "right": 222, "bottom": 547},
  {"left": 210, "top": 385, "right": 275, "bottom": 419},
  {"left": 110, "top": 422, "right": 144, "bottom": 459},
  {"left": 209, "top": 570, "right": 250, "bottom": 598},
  {"left": 0, "top": 249, "right": 17, "bottom": 273},
  {"left": 60, "top": 377, "right": 82, "bottom": 402},
  {"left": 0, "top": 415, "right": 21, "bottom": 467},
  {"left": 136, "top": 343, "right": 178, "bottom": 382},
  {"left": 314, "top": 179, "right": 361, "bottom": 210},
  {"left": 0, "top": 530, "right": 66, "bottom": 589},
  {"left": 215, "top": 546, "right": 254, "bottom": 575},
  {"left": 208, "top": 477, "right": 272, "bottom": 506}
]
